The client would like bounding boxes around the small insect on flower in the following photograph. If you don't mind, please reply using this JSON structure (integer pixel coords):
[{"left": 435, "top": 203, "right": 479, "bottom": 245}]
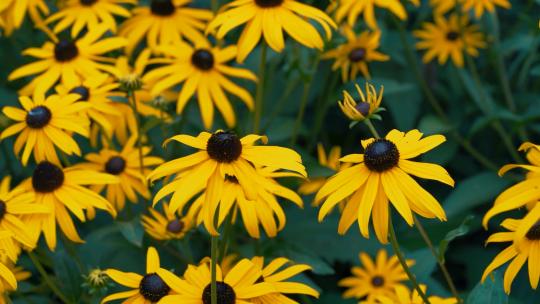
[
  {"left": 375, "top": 284, "right": 458, "bottom": 304},
  {"left": 142, "top": 202, "right": 192, "bottom": 241},
  {"left": 329, "top": 0, "right": 406, "bottom": 29},
  {"left": 338, "top": 83, "right": 385, "bottom": 124}
]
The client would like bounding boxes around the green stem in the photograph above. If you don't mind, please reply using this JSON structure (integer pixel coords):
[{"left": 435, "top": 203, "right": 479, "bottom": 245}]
[
  {"left": 262, "top": 77, "right": 302, "bottom": 132},
  {"left": 413, "top": 216, "right": 462, "bottom": 303},
  {"left": 28, "top": 251, "right": 72, "bottom": 304},
  {"left": 290, "top": 83, "right": 311, "bottom": 146},
  {"left": 363, "top": 119, "right": 381, "bottom": 139},
  {"left": 210, "top": 235, "right": 218, "bottom": 304},
  {"left": 253, "top": 43, "right": 267, "bottom": 133},
  {"left": 308, "top": 74, "right": 339, "bottom": 151},
  {"left": 388, "top": 217, "right": 431, "bottom": 304},
  {"left": 128, "top": 92, "right": 145, "bottom": 174},
  {"left": 218, "top": 213, "right": 234, "bottom": 262}
]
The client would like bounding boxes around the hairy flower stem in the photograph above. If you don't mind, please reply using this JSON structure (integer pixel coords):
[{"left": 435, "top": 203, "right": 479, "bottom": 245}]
[
  {"left": 253, "top": 43, "right": 267, "bottom": 133},
  {"left": 413, "top": 216, "right": 462, "bottom": 303},
  {"left": 28, "top": 251, "right": 72, "bottom": 304},
  {"left": 210, "top": 235, "right": 218, "bottom": 304},
  {"left": 127, "top": 92, "right": 145, "bottom": 174},
  {"left": 389, "top": 217, "right": 431, "bottom": 304}
]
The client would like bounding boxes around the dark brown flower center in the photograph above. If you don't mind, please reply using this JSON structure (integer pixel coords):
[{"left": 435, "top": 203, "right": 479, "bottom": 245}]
[
  {"left": 32, "top": 161, "right": 65, "bottom": 193},
  {"left": 80, "top": 0, "right": 98, "bottom": 5},
  {"left": 446, "top": 31, "right": 459, "bottom": 41},
  {"left": 348, "top": 48, "right": 367, "bottom": 62},
  {"left": 139, "top": 273, "right": 170, "bottom": 302},
  {"left": 105, "top": 156, "right": 126, "bottom": 175},
  {"left": 202, "top": 282, "right": 236, "bottom": 304},
  {"left": 526, "top": 221, "right": 540, "bottom": 240},
  {"left": 151, "top": 0, "right": 175, "bottom": 16},
  {"left": 0, "top": 201, "right": 6, "bottom": 221},
  {"left": 69, "top": 86, "right": 90, "bottom": 101},
  {"left": 166, "top": 219, "right": 185, "bottom": 233},
  {"left": 371, "top": 275, "right": 385, "bottom": 287},
  {"left": 355, "top": 102, "right": 370, "bottom": 116},
  {"left": 54, "top": 40, "right": 79, "bottom": 62},
  {"left": 364, "top": 139, "right": 399, "bottom": 172},
  {"left": 191, "top": 49, "right": 215, "bottom": 71},
  {"left": 206, "top": 131, "right": 242, "bottom": 163},
  {"left": 26, "top": 106, "right": 52, "bottom": 129},
  {"left": 254, "top": 0, "right": 284, "bottom": 8}
]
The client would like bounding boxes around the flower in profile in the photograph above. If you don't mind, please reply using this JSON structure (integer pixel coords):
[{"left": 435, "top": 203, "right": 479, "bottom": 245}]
[
  {"left": 207, "top": 0, "right": 336, "bottom": 62},
  {"left": 338, "top": 83, "right": 384, "bottom": 123},
  {"left": 330, "top": 0, "right": 406, "bottom": 29},
  {"left": 0, "top": 260, "right": 30, "bottom": 301},
  {"left": 45, "top": 0, "right": 136, "bottom": 37},
  {"left": 316, "top": 129, "right": 454, "bottom": 243},
  {"left": 250, "top": 256, "right": 319, "bottom": 303},
  {"left": 298, "top": 144, "right": 351, "bottom": 198},
  {"left": 0, "top": 0, "right": 49, "bottom": 36},
  {"left": 143, "top": 40, "right": 256, "bottom": 129},
  {"left": 340, "top": 249, "right": 414, "bottom": 302},
  {"left": 0, "top": 259, "right": 16, "bottom": 295},
  {"left": 0, "top": 92, "right": 90, "bottom": 166},
  {"left": 375, "top": 284, "right": 458, "bottom": 304},
  {"left": 8, "top": 24, "right": 126, "bottom": 95},
  {"left": 157, "top": 258, "right": 275, "bottom": 303},
  {"left": 185, "top": 167, "right": 304, "bottom": 238},
  {"left": 414, "top": 14, "right": 486, "bottom": 67},
  {"left": 76, "top": 135, "right": 163, "bottom": 212},
  {"left": 21, "top": 161, "right": 118, "bottom": 250},
  {"left": 148, "top": 131, "right": 306, "bottom": 235},
  {"left": 103, "top": 247, "right": 172, "bottom": 303},
  {"left": 323, "top": 28, "right": 389, "bottom": 81},
  {"left": 462, "top": 0, "right": 510, "bottom": 18},
  {"left": 119, "top": 0, "right": 212, "bottom": 55},
  {"left": 483, "top": 142, "right": 540, "bottom": 227},
  {"left": 481, "top": 206, "right": 540, "bottom": 294},
  {"left": 142, "top": 202, "right": 191, "bottom": 241}
]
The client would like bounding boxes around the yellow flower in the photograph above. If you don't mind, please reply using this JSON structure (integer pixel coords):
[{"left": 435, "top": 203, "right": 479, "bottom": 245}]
[
  {"left": 0, "top": 260, "right": 30, "bottom": 302},
  {"left": 21, "top": 161, "right": 118, "bottom": 250},
  {"left": 0, "top": 0, "right": 49, "bottom": 36},
  {"left": 250, "top": 256, "right": 319, "bottom": 303},
  {"left": 462, "top": 0, "right": 510, "bottom": 18},
  {"left": 90, "top": 102, "right": 138, "bottom": 147},
  {"left": 331, "top": 0, "right": 406, "bottom": 29},
  {"left": 186, "top": 167, "right": 304, "bottom": 238},
  {"left": 141, "top": 202, "right": 192, "bottom": 241},
  {"left": 340, "top": 249, "right": 413, "bottom": 302},
  {"left": 119, "top": 0, "right": 212, "bottom": 55},
  {"left": 148, "top": 131, "right": 306, "bottom": 236},
  {"left": 0, "top": 259, "right": 16, "bottom": 295},
  {"left": 324, "top": 27, "right": 389, "bottom": 81},
  {"left": 481, "top": 206, "right": 540, "bottom": 294},
  {"left": 0, "top": 92, "right": 90, "bottom": 166},
  {"left": 375, "top": 284, "right": 458, "bottom": 304},
  {"left": 143, "top": 39, "right": 256, "bottom": 129},
  {"left": 429, "top": 0, "right": 458, "bottom": 15},
  {"left": 298, "top": 144, "right": 351, "bottom": 197},
  {"left": 77, "top": 135, "right": 164, "bottom": 212},
  {"left": 157, "top": 258, "right": 275, "bottom": 303},
  {"left": 207, "top": 0, "right": 336, "bottom": 62},
  {"left": 103, "top": 247, "right": 172, "bottom": 303},
  {"left": 45, "top": 0, "right": 136, "bottom": 37},
  {"left": 483, "top": 142, "right": 540, "bottom": 228},
  {"left": 414, "top": 14, "right": 486, "bottom": 67},
  {"left": 8, "top": 24, "right": 126, "bottom": 96},
  {"left": 316, "top": 129, "right": 454, "bottom": 243},
  {"left": 338, "top": 83, "right": 384, "bottom": 122}
]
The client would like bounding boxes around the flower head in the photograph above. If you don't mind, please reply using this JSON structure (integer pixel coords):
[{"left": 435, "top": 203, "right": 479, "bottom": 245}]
[
  {"left": 142, "top": 202, "right": 192, "bottom": 241},
  {"left": 338, "top": 83, "right": 384, "bottom": 122},
  {"left": 375, "top": 284, "right": 458, "bottom": 304},
  {"left": 330, "top": 0, "right": 406, "bottom": 29},
  {"left": 462, "top": 0, "right": 510, "bottom": 18}
]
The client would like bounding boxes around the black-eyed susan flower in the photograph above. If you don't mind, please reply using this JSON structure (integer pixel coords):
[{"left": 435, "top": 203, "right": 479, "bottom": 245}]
[
  {"left": 185, "top": 167, "right": 304, "bottom": 238},
  {"left": 0, "top": 260, "right": 30, "bottom": 303},
  {"left": 483, "top": 142, "right": 540, "bottom": 228},
  {"left": 55, "top": 73, "right": 122, "bottom": 138},
  {"left": 375, "top": 284, "right": 458, "bottom": 304},
  {"left": 119, "top": 0, "right": 212, "bottom": 55},
  {"left": 0, "top": 0, "right": 49, "bottom": 36},
  {"left": 316, "top": 129, "right": 454, "bottom": 243},
  {"left": 148, "top": 131, "right": 306, "bottom": 235},
  {"left": 331, "top": 0, "right": 406, "bottom": 29},
  {"left": 414, "top": 14, "right": 486, "bottom": 67},
  {"left": 338, "top": 83, "right": 384, "bottom": 123},
  {"left": 142, "top": 202, "right": 191, "bottom": 241},
  {"left": 207, "top": 0, "right": 336, "bottom": 63},
  {"left": 157, "top": 258, "right": 275, "bottom": 303},
  {"left": 250, "top": 256, "right": 319, "bottom": 303},
  {"left": 323, "top": 28, "right": 389, "bottom": 81},
  {"left": 0, "top": 92, "right": 90, "bottom": 166},
  {"left": 462, "top": 0, "right": 510, "bottom": 18},
  {"left": 143, "top": 40, "right": 256, "bottom": 129},
  {"left": 21, "top": 161, "right": 118, "bottom": 250},
  {"left": 429, "top": 0, "right": 458, "bottom": 16},
  {"left": 340, "top": 249, "right": 414, "bottom": 302},
  {"left": 8, "top": 24, "right": 126, "bottom": 95},
  {"left": 77, "top": 136, "right": 164, "bottom": 212},
  {"left": 103, "top": 247, "right": 172, "bottom": 303},
  {"left": 46, "top": 0, "right": 135, "bottom": 38},
  {"left": 0, "top": 259, "right": 16, "bottom": 295},
  {"left": 481, "top": 206, "right": 540, "bottom": 294}
]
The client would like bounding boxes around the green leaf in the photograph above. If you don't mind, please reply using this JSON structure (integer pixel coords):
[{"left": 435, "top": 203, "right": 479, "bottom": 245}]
[
  {"left": 117, "top": 219, "right": 144, "bottom": 248},
  {"left": 418, "top": 115, "right": 453, "bottom": 134},
  {"left": 466, "top": 270, "right": 508, "bottom": 304},
  {"left": 438, "top": 215, "right": 474, "bottom": 263}
]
